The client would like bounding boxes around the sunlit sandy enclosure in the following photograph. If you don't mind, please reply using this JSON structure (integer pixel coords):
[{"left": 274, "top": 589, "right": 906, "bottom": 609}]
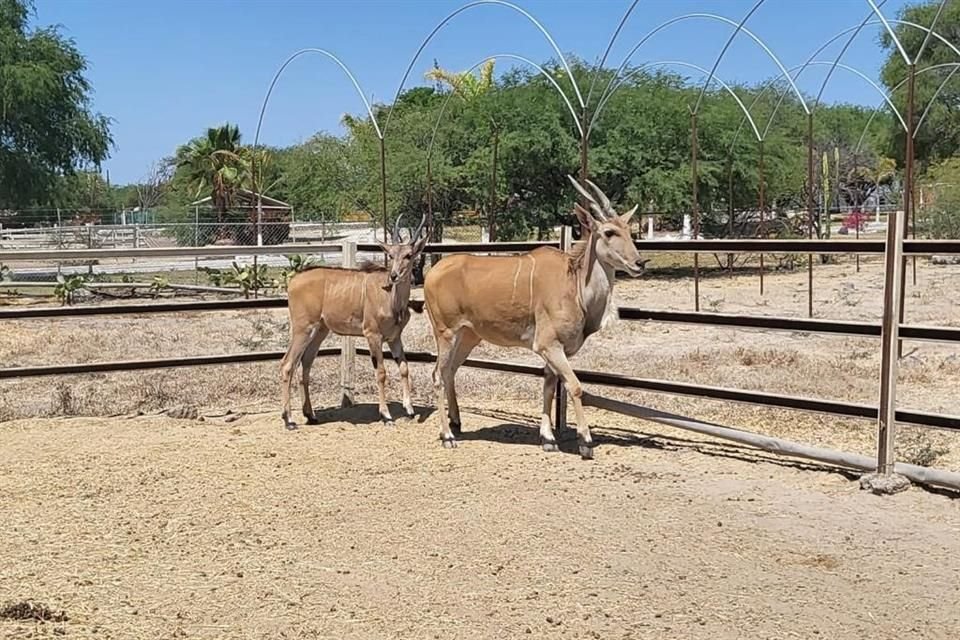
[
  {"left": 3, "top": 258, "right": 960, "bottom": 637},
  {"left": 5, "top": 0, "right": 960, "bottom": 636}
]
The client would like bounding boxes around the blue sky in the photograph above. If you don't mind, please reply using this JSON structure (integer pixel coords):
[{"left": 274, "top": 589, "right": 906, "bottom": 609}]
[{"left": 34, "top": 0, "right": 912, "bottom": 184}]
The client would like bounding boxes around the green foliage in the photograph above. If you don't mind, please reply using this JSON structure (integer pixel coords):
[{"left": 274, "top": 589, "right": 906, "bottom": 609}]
[
  {"left": 880, "top": 0, "right": 960, "bottom": 168},
  {"left": 226, "top": 262, "right": 270, "bottom": 299},
  {"left": 0, "top": 0, "right": 113, "bottom": 209},
  {"left": 53, "top": 273, "right": 87, "bottom": 305},
  {"left": 279, "top": 254, "right": 320, "bottom": 290},
  {"left": 149, "top": 275, "right": 168, "bottom": 297},
  {"left": 174, "top": 124, "right": 248, "bottom": 224},
  {"left": 922, "top": 158, "right": 960, "bottom": 239}
]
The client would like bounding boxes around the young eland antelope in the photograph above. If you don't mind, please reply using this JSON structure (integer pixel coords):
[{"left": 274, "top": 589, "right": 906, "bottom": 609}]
[
  {"left": 423, "top": 177, "right": 647, "bottom": 458},
  {"left": 280, "top": 213, "right": 428, "bottom": 428}
]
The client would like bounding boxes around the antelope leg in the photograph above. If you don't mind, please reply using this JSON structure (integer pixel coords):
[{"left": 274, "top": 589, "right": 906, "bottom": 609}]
[
  {"left": 300, "top": 326, "right": 329, "bottom": 424},
  {"left": 536, "top": 343, "right": 593, "bottom": 459},
  {"left": 443, "top": 329, "right": 481, "bottom": 435},
  {"left": 365, "top": 333, "right": 393, "bottom": 423},
  {"left": 432, "top": 330, "right": 457, "bottom": 447},
  {"left": 388, "top": 337, "right": 415, "bottom": 418},
  {"left": 280, "top": 325, "right": 318, "bottom": 429},
  {"left": 540, "top": 366, "right": 560, "bottom": 452}
]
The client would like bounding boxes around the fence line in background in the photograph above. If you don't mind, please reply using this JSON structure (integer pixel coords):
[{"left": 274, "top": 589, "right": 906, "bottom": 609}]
[{"left": 4, "top": 237, "right": 960, "bottom": 264}]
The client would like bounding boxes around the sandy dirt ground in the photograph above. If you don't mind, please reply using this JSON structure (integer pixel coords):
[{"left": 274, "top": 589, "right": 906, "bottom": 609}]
[
  {"left": 1, "top": 407, "right": 959, "bottom": 639},
  {"left": 2, "top": 257, "right": 960, "bottom": 638}
]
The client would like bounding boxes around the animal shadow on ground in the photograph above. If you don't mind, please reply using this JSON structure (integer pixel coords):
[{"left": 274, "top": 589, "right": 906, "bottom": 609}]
[
  {"left": 289, "top": 402, "right": 436, "bottom": 428},
  {"left": 457, "top": 420, "right": 665, "bottom": 457}
]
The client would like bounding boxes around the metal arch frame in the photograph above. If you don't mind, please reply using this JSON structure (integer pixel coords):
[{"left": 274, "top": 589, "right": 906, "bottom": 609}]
[
  {"left": 813, "top": 0, "right": 890, "bottom": 110},
  {"left": 585, "top": 0, "right": 641, "bottom": 109},
  {"left": 594, "top": 12, "right": 810, "bottom": 131},
  {"left": 915, "top": 0, "right": 949, "bottom": 64},
  {"left": 591, "top": 60, "right": 763, "bottom": 143},
  {"left": 425, "top": 53, "right": 583, "bottom": 165},
  {"left": 867, "top": 0, "right": 911, "bottom": 66},
  {"left": 249, "top": 48, "right": 377, "bottom": 251},
  {"left": 691, "top": 0, "right": 766, "bottom": 116},
  {"left": 383, "top": 0, "right": 584, "bottom": 139},
  {"left": 254, "top": 48, "right": 382, "bottom": 147},
  {"left": 761, "top": 19, "right": 960, "bottom": 140},
  {"left": 854, "top": 62, "right": 960, "bottom": 153},
  {"left": 805, "top": 61, "right": 908, "bottom": 133}
]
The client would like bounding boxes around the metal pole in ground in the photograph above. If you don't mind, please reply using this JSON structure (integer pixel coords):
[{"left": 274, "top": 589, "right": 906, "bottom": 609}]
[
  {"left": 727, "top": 159, "right": 734, "bottom": 274},
  {"left": 379, "top": 136, "right": 389, "bottom": 254},
  {"left": 898, "top": 63, "right": 916, "bottom": 358},
  {"left": 555, "top": 225, "right": 572, "bottom": 434},
  {"left": 862, "top": 208, "right": 909, "bottom": 494},
  {"left": 806, "top": 112, "right": 815, "bottom": 318},
  {"left": 488, "top": 126, "right": 499, "bottom": 243},
  {"left": 758, "top": 138, "right": 765, "bottom": 296},
  {"left": 340, "top": 240, "right": 357, "bottom": 408},
  {"left": 691, "top": 109, "right": 700, "bottom": 312}
]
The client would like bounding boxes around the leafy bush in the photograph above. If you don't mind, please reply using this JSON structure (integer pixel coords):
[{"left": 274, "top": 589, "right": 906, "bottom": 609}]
[{"left": 54, "top": 274, "right": 87, "bottom": 305}]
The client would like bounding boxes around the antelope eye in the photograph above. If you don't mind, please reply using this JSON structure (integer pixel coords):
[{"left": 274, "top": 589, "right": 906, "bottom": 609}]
[{"left": 603, "top": 229, "right": 617, "bottom": 238}]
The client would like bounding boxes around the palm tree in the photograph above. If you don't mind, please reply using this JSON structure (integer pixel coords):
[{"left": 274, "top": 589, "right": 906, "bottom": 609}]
[
  {"left": 175, "top": 124, "right": 248, "bottom": 224},
  {"left": 425, "top": 60, "right": 502, "bottom": 239},
  {"left": 424, "top": 59, "right": 495, "bottom": 100}
]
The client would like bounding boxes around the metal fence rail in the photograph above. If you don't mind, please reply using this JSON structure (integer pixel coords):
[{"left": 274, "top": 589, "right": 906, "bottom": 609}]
[
  {"left": 618, "top": 308, "right": 960, "bottom": 344},
  {"left": 7, "top": 345, "right": 956, "bottom": 434},
  {"left": 3, "top": 237, "right": 959, "bottom": 264}
]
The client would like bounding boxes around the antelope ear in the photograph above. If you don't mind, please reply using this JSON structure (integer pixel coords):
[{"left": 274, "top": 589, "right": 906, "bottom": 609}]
[
  {"left": 619, "top": 204, "right": 639, "bottom": 225},
  {"left": 574, "top": 203, "right": 599, "bottom": 232}
]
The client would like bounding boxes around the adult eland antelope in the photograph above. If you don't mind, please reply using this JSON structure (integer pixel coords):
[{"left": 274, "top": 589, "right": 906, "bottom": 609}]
[
  {"left": 424, "top": 177, "right": 647, "bottom": 459},
  {"left": 279, "top": 213, "right": 428, "bottom": 429}
]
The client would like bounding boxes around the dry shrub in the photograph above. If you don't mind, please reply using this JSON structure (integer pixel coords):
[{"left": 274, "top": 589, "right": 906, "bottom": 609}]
[
  {"left": 0, "top": 600, "right": 68, "bottom": 623},
  {"left": 734, "top": 347, "right": 799, "bottom": 367},
  {"left": 50, "top": 382, "right": 81, "bottom": 416},
  {"left": 134, "top": 375, "right": 177, "bottom": 411},
  {"left": 897, "top": 429, "right": 950, "bottom": 468}
]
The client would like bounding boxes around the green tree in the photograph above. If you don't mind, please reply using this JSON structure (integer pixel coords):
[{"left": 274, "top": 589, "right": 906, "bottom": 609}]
[
  {"left": 174, "top": 123, "right": 248, "bottom": 224},
  {"left": 0, "top": 0, "right": 112, "bottom": 210},
  {"left": 922, "top": 157, "right": 960, "bottom": 239},
  {"left": 880, "top": 0, "right": 960, "bottom": 167}
]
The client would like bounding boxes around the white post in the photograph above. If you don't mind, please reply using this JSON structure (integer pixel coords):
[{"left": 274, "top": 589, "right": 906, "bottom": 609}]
[
  {"left": 480, "top": 226, "right": 490, "bottom": 243},
  {"left": 682, "top": 214, "right": 692, "bottom": 239},
  {"left": 646, "top": 215, "right": 655, "bottom": 240},
  {"left": 194, "top": 205, "right": 201, "bottom": 285},
  {"left": 876, "top": 175, "right": 882, "bottom": 224},
  {"left": 340, "top": 240, "right": 357, "bottom": 408},
  {"left": 862, "top": 209, "right": 909, "bottom": 494}
]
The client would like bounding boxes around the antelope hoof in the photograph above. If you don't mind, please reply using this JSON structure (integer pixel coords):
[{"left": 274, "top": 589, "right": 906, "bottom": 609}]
[
  {"left": 404, "top": 405, "right": 416, "bottom": 419},
  {"left": 579, "top": 443, "right": 595, "bottom": 460},
  {"left": 380, "top": 413, "right": 395, "bottom": 426},
  {"left": 449, "top": 420, "right": 462, "bottom": 437},
  {"left": 303, "top": 413, "right": 319, "bottom": 426},
  {"left": 442, "top": 437, "right": 458, "bottom": 449},
  {"left": 282, "top": 413, "right": 297, "bottom": 431},
  {"left": 541, "top": 439, "right": 559, "bottom": 453}
]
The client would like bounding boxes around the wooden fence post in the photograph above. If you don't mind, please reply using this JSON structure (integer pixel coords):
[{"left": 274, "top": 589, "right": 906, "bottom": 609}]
[
  {"left": 554, "top": 225, "right": 573, "bottom": 433},
  {"left": 340, "top": 240, "right": 357, "bottom": 408},
  {"left": 862, "top": 209, "right": 909, "bottom": 494}
]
